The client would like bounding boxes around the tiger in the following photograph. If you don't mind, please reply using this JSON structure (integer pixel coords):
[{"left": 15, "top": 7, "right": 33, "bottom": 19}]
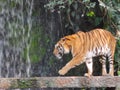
[{"left": 53, "top": 29, "right": 116, "bottom": 77}]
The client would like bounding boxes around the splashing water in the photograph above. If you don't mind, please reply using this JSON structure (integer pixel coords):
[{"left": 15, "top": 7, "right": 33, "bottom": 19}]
[{"left": 0, "top": 0, "right": 33, "bottom": 78}]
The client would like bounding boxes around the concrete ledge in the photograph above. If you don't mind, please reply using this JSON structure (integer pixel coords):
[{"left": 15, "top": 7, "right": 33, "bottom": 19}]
[{"left": 0, "top": 76, "right": 120, "bottom": 89}]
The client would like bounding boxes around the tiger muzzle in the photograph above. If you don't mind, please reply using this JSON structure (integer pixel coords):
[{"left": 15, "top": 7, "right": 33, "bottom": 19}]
[{"left": 53, "top": 50, "right": 63, "bottom": 60}]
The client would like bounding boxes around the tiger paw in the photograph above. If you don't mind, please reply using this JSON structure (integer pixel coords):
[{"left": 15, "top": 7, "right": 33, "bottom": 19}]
[
  {"left": 102, "top": 74, "right": 108, "bottom": 76},
  {"left": 84, "top": 73, "right": 92, "bottom": 77},
  {"left": 58, "top": 69, "right": 67, "bottom": 75}
]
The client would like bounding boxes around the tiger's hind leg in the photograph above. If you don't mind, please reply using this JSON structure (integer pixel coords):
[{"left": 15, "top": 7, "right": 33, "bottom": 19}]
[
  {"left": 99, "top": 55, "right": 107, "bottom": 76},
  {"left": 108, "top": 38, "right": 116, "bottom": 76},
  {"left": 85, "top": 58, "right": 93, "bottom": 77},
  {"left": 107, "top": 44, "right": 116, "bottom": 76},
  {"left": 108, "top": 53, "right": 114, "bottom": 76}
]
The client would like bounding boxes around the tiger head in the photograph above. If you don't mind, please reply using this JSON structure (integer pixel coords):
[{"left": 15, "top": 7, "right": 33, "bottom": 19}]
[{"left": 53, "top": 38, "right": 71, "bottom": 59}]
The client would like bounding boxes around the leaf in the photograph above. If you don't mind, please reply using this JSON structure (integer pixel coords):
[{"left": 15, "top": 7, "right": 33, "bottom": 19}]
[
  {"left": 67, "top": 8, "right": 70, "bottom": 13},
  {"left": 59, "top": 6, "right": 65, "bottom": 9},
  {"left": 118, "top": 25, "right": 120, "bottom": 30},
  {"left": 90, "top": 2, "right": 96, "bottom": 8},
  {"left": 71, "top": 11, "right": 75, "bottom": 17},
  {"left": 82, "top": 0, "right": 89, "bottom": 3},
  {"left": 117, "top": 71, "right": 120, "bottom": 76},
  {"left": 74, "top": 3, "right": 78, "bottom": 10},
  {"left": 68, "top": 0, "right": 73, "bottom": 5},
  {"left": 86, "top": 11, "right": 95, "bottom": 17},
  {"left": 65, "top": 24, "right": 69, "bottom": 28},
  {"left": 118, "top": 40, "right": 120, "bottom": 46},
  {"left": 57, "top": 0, "right": 64, "bottom": 5},
  {"left": 95, "top": 17, "right": 102, "bottom": 26},
  {"left": 76, "top": 15, "right": 80, "bottom": 20}
]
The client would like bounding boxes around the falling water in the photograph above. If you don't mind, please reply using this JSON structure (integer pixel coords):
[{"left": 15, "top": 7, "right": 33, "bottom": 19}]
[
  {"left": 0, "top": 0, "right": 33, "bottom": 78},
  {"left": 26, "top": 0, "right": 33, "bottom": 77}
]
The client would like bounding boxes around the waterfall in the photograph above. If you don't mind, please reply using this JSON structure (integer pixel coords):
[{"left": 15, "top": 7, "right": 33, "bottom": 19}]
[
  {"left": 0, "top": 0, "right": 33, "bottom": 78},
  {"left": 26, "top": 0, "right": 33, "bottom": 77}
]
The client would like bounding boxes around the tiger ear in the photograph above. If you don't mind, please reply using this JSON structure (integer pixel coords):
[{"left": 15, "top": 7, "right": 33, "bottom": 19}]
[
  {"left": 62, "top": 38, "right": 66, "bottom": 41},
  {"left": 61, "top": 37, "right": 70, "bottom": 41}
]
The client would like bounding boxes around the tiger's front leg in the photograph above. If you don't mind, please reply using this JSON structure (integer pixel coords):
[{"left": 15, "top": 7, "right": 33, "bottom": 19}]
[
  {"left": 84, "top": 58, "right": 93, "bottom": 77},
  {"left": 58, "top": 55, "right": 84, "bottom": 75}
]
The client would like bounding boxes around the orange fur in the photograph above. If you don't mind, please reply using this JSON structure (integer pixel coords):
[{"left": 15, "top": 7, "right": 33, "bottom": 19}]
[{"left": 53, "top": 29, "right": 116, "bottom": 77}]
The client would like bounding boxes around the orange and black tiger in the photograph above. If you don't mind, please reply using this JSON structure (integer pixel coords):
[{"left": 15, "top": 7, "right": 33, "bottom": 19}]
[{"left": 53, "top": 29, "right": 116, "bottom": 77}]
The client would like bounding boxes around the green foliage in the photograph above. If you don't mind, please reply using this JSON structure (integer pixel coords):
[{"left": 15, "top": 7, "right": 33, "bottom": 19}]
[
  {"left": 44, "top": 0, "right": 120, "bottom": 30},
  {"left": 44, "top": 0, "right": 101, "bottom": 31},
  {"left": 95, "top": 17, "right": 102, "bottom": 26},
  {"left": 86, "top": 11, "right": 95, "bottom": 17},
  {"left": 16, "top": 79, "right": 34, "bottom": 88},
  {"left": 99, "top": 0, "right": 120, "bottom": 30},
  {"left": 117, "top": 71, "right": 120, "bottom": 76},
  {"left": 115, "top": 39, "right": 120, "bottom": 72},
  {"left": 44, "top": 0, "right": 66, "bottom": 12}
]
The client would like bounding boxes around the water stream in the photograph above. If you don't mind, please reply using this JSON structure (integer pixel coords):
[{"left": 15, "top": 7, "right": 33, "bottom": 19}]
[{"left": 0, "top": 0, "right": 33, "bottom": 78}]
